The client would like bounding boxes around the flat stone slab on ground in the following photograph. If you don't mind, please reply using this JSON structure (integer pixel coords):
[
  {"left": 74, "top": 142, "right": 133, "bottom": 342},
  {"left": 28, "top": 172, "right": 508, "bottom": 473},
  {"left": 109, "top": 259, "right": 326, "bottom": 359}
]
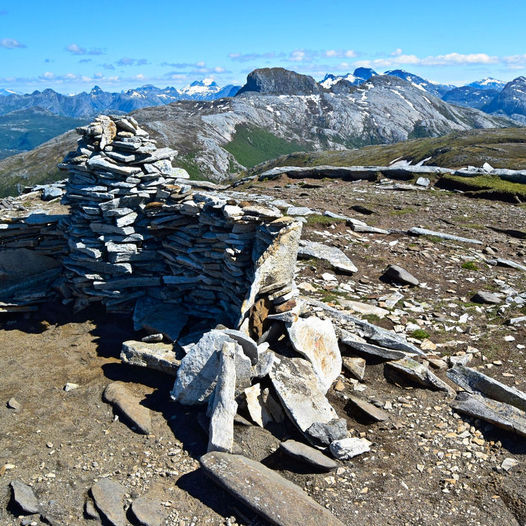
[
  {"left": 103, "top": 382, "right": 153, "bottom": 435},
  {"left": 346, "top": 394, "right": 389, "bottom": 422},
  {"left": 10, "top": 480, "right": 39, "bottom": 514},
  {"left": 471, "top": 291, "right": 502, "bottom": 305},
  {"left": 408, "top": 226, "right": 482, "bottom": 245},
  {"left": 279, "top": 439, "right": 338, "bottom": 471},
  {"left": 447, "top": 365, "right": 526, "bottom": 412},
  {"left": 451, "top": 392, "right": 526, "bottom": 438},
  {"left": 121, "top": 340, "right": 179, "bottom": 376},
  {"left": 90, "top": 478, "right": 127, "bottom": 526},
  {"left": 130, "top": 495, "right": 166, "bottom": 526},
  {"left": 340, "top": 331, "right": 407, "bottom": 361},
  {"left": 298, "top": 240, "right": 357, "bottom": 274},
  {"left": 200, "top": 452, "right": 345, "bottom": 526},
  {"left": 381, "top": 264, "right": 419, "bottom": 286},
  {"left": 329, "top": 437, "right": 371, "bottom": 460}
]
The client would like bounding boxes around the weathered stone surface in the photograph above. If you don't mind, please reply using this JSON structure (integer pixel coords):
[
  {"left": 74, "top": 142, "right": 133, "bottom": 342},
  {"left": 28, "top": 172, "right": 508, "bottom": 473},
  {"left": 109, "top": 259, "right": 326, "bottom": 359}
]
[
  {"left": 270, "top": 355, "right": 346, "bottom": 445},
  {"left": 244, "top": 383, "right": 271, "bottom": 427},
  {"left": 103, "top": 382, "right": 153, "bottom": 434},
  {"left": 496, "top": 258, "right": 526, "bottom": 272},
  {"left": 346, "top": 394, "right": 389, "bottom": 422},
  {"left": 286, "top": 316, "right": 342, "bottom": 392},
  {"left": 298, "top": 240, "right": 357, "bottom": 274},
  {"left": 130, "top": 496, "right": 166, "bottom": 526},
  {"left": 9, "top": 480, "right": 39, "bottom": 514},
  {"left": 386, "top": 357, "right": 455, "bottom": 395},
  {"left": 90, "top": 478, "right": 127, "bottom": 526},
  {"left": 306, "top": 418, "right": 348, "bottom": 447},
  {"left": 451, "top": 392, "right": 526, "bottom": 437},
  {"left": 382, "top": 264, "right": 419, "bottom": 286},
  {"left": 200, "top": 452, "right": 345, "bottom": 526},
  {"left": 329, "top": 437, "right": 371, "bottom": 460},
  {"left": 471, "top": 290, "right": 502, "bottom": 304},
  {"left": 342, "top": 356, "right": 366, "bottom": 380},
  {"left": 340, "top": 331, "right": 407, "bottom": 360},
  {"left": 121, "top": 340, "right": 179, "bottom": 376},
  {"left": 447, "top": 366, "right": 526, "bottom": 412},
  {"left": 208, "top": 342, "right": 238, "bottom": 453},
  {"left": 223, "top": 328, "right": 258, "bottom": 365},
  {"left": 408, "top": 226, "right": 482, "bottom": 244},
  {"left": 337, "top": 299, "right": 389, "bottom": 318},
  {"left": 279, "top": 439, "right": 338, "bottom": 471}
]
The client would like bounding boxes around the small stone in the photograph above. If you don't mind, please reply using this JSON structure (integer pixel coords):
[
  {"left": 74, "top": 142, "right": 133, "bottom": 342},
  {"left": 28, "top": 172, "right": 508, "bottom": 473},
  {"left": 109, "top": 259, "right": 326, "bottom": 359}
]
[
  {"left": 90, "top": 478, "right": 127, "bottom": 526},
  {"left": 64, "top": 383, "right": 79, "bottom": 392},
  {"left": 342, "top": 356, "right": 366, "bottom": 380},
  {"left": 471, "top": 291, "right": 501, "bottom": 305},
  {"left": 334, "top": 379, "right": 346, "bottom": 392},
  {"left": 103, "top": 382, "right": 153, "bottom": 435},
  {"left": 7, "top": 397, "right": 21, "bottom": 411},
  {"left": 346, "top": 394, "right": 389, "bottom": 422},
  {"left": 280, "top": 439, "right": 339, "bottom": 471},
  {"left": 9, "top": 480, "right": 39, "bottom": 514},
  {"left": 381, "top": 265, "right": 419, "bottom": 287},
  {"left": 130, "top": 496, "right": 166, "bottom": 526},
  {"left": 85, "top": 499, "right": 100, "bottom": 520},
  {"left": 329, "top": 437, "right": 371, "bottom": 460},
  {"left": 141, "top": 333, "right": 164, "bottom": 343},
  {"left": 501, "top": 458, "right": 519, "bottom": 472}
]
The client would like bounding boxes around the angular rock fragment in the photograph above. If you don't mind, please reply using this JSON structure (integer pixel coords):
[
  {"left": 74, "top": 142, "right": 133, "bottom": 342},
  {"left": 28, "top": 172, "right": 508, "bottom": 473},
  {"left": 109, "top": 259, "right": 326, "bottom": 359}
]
[
  {"left": 121, "top": 340, "right": 179, "bottom": 376},
  {"left": 286, "top": 315, "right": 342, "bottom": 392},
  {"left": 340, "top": 331, "right": 406, "bottom": 361},
  {"left": 447, "top": 366, "right": 526, "bottom": 412},
  {"left": 329, "top": 437, "right": 371, "bottom": 460},
  {"left": 7, "top": 397, "right": 21, "bottom": 411},
  {"left": 451, "top": 392, "right": 526, "bottom": 438},
  {"left": 103, "top": 382, "right": 153, "bottom": 434},
  {"left": 408, "top": 227, "right": 482, "bottom": 245},
  {"left": 130, "top": 496, "right": 166, "bottom": 526},
  {"left": 306, "top": 418, "right": 349, "bottom": 447},
  {"left": 270, "top": 355, "right": 347, "bottom": 446},
  {"left": 381, "top": 264, "right": 419, "bottom": 286},
  {"left": 471, "top": 291, "right": 502, "bottom": 305},
  {"left": 385, "top": 357, "right": 455, "bottom": 395},
  {"left": 9, "top": 480, "right": 39, "bottom": 514},
  {"left": 342, "top": 356, "right": 366, "bottom": 380},
  {"left": 208, "top": 342, "right": 238, "bottom": 453},
  {"left": 244, "top": 383, "right": 271, "bottom": 427},
  {"left": 298, "top": 240, "right": 357, "bottom": 274},
  {"left": 90, "top": 478, "right": 127, "bottom": 526},
  {"left": 200, "top": 452, "right": 345, "bottom": 526},
  {"left": 279, "top": 439, "right": 338, "bottom": 471},
  {"left": 346, "top": 394, "right": 389, "bottom": 422}
]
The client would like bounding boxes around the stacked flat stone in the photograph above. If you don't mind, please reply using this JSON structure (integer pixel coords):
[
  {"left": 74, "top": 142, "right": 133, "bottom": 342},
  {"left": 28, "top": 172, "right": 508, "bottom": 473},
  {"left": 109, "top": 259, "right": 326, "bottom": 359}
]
[
  {"left": 60, "top": 115, "right": 302, "bottom": 326},
  {"left": 0, "top": 212, "right": 67, "bottom": 310}
]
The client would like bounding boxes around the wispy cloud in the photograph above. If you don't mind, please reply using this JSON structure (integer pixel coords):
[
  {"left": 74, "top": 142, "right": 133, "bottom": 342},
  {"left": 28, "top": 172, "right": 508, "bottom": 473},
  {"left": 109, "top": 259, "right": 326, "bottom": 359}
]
[
  {"left": 66, "top": 43, "right": 104, "bottom": 56},
  {"left": 78, "top": 58, "right": 92, "bottom": 63},
  {"left": 228, "top": 52, "right": 285, "bottom": 62},
  {"left": 116, "top": 57, "right": 149, "bottom": 66},
  {"left": 0, "top": 38, "right": 26, "bottom": 49},
  {"left": 229, "top": 49, "right": 358, "bottom": 64},
  {"left": 102, "top": 63, "right": 116, "bottom": 70},
  {"left": 162, "top": 61, "right": 230, "bottom": 77}
]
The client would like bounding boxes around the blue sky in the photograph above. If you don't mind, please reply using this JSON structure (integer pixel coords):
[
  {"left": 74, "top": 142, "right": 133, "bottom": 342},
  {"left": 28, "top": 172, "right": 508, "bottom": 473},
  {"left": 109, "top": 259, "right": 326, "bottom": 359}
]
[{"left": 1, "top": 0, "right": 525, "bottom": 93}]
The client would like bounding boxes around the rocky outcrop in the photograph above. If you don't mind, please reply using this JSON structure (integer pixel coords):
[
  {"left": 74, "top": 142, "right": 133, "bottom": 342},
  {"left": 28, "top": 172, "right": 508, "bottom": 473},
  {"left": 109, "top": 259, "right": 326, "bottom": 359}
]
[{"left": 237, "top": 67, "right": 323, "bottom": 96}]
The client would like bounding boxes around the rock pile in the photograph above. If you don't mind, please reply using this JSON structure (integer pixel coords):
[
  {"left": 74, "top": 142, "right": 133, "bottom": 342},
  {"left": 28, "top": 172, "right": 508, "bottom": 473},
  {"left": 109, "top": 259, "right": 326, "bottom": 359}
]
[{"left": 59, "top": 115, "right": 301, "bottom": 326}]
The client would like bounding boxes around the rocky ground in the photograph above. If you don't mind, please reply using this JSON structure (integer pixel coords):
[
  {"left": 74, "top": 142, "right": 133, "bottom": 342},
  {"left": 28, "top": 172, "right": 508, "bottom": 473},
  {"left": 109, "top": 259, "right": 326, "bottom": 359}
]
[{"left": 1, "top": 177, "right": 526, "bottom": 526}]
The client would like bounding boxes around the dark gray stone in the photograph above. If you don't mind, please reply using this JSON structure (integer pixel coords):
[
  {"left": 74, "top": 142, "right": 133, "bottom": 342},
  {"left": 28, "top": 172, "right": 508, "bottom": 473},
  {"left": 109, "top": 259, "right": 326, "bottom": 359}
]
[
  {"left": 382, "top": 264, "right": 419, "bottom": 286},
  {"left": 90, "top": 478, "right": 127, "bottom": 526},
  {"left": 9, "top": 480, "right": 39, "bottom": 514},
  {"left": 280, "top": 439, "right": 338, "bottom": 471},
  {"left": 471, "top": 291, "right": 502, "bottom": 304}
]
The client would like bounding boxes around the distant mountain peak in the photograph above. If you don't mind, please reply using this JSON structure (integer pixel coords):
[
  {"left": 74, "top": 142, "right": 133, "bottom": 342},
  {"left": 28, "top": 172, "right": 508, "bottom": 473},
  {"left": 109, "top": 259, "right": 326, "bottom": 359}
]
[{"left": 236, "top": 67, "right": 321, "bottom": 96}]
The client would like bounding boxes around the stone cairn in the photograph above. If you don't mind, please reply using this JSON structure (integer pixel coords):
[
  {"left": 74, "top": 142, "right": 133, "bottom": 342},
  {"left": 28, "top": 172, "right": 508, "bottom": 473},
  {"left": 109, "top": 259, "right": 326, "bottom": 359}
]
[{"left": 59, "top": 115, "right": 302, "bottom": 328}]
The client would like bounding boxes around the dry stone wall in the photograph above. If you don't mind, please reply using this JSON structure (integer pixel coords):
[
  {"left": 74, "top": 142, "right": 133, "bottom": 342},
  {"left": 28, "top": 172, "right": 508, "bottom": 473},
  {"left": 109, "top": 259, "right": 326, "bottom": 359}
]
[{"left": 59, "top": 115, "right": 302, "bottom": 327}]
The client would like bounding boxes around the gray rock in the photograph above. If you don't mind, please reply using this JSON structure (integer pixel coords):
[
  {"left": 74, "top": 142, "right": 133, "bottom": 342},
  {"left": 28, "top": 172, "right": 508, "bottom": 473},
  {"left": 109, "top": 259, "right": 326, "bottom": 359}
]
[
  {"left": 85, "top": 499, "right": 100, "bottom": 520},
  {"left": 408, "top": 226, "right": 482, "bottom": 245},
  {"left": 342, "top": 356, "right": 366, "bottom": 380},
  {"left": 269, "top": 354, "right": 346, "bottom": 444},
  {"left": 133, "top": 298, "right": 188, "bottom": 342},
  {"left": 121, "top": 340, "right": 179, "bottom": 376},
  {"left": 130, "top": 496, "right": 165, "bottom": 526},
  {"left": 472, "top": 291, "right": 502, "bottom": 304},
  {"left": 41, "top": 186, "right": 63, "bottom": 200},
  {"left": 287, "top": 206, "right": 315, "bottom": 216},
  {"left": 279, "top": 439, "right": 338, "bottom": 471},
  {"left": 509, "top": 316, "right": 526, "bottom": 326},
  {"left": 286, "top": 316, "right": 342, "bottom": 393},
  {"left": 90, "top": 478, "right": 127, "bottom": 526},
  {"left": 329, "top": 437, "right": 371, "bottom": 460},
  {"left": 223, "top": 328, "right": 259, "bottom": 364},
  {"left": 415, "top": 177, "right": 430, "bottom": 187},
  {"left": 298, "top": 240, "right": 357, "bottom": 274},
  {"left": 386, "top": 357, "right": 455, "bottom": 395},
  {"left": 141, "top": 333, "right": 164, "bottom": 343},
  {"left": 103, "top": 382, "right": 153, "bottom": 434},
  {"left": 451, "top": 392, "right": 526, "bottom": 437},
  {"left": 346, "top": 394, "right": 389, "bottom": 422},
  {"left": 208, "top": 342, "right": 238, "bottom": 453},
  {"left": 447, "top": 366, "right": 526, "bottom": 412},
  {"left": 7, "top": 397, "right": 21, "bottom": 411},
  {"left": 305, "top": 418, "right": 348, "bottom": 447},
  {"left": 382, "top": 264, "right": 419, "bottom": 286},
  {"left": 351, "top": 224, "right": 390, "bottom": 234},
  {"left": 340, "top": 331, "right": 407, "bottom": 360},
  {"left": 9, "top": 480, "right": 39, "bottom": 514},
  {"left": 200, "top": 452, "right": 345, "bottom": 526},
  {"left": 496, "top": 258, "right": 526, "bottom": 272}
]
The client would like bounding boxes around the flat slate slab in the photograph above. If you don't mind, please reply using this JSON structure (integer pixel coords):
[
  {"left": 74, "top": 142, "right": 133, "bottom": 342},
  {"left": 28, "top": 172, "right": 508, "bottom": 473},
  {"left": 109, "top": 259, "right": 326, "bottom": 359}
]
[
  {"left": 200, "top": 452, "right": 345, "bottom": 526},
  {"left": 340, "top": 331, "right": 406, "bottom": 361},
  {"left": 451, "top": 392, "right": 526, "bottom": 438},
  {"left": 121, "top": 340, "right": 179, "bottom": 376},
  {"left": 298, "top": 240, "right": 357, "bottom": 274},
  {"left": 10, "top": 480, "right": 39, "bottom": 514},
  {"left": 279, "top": 439, "right": 338, "bottom": 471},
  {"left": 408, "top": 226, "right": 482, "bottom": 245},
  {"left": 447, "top": 366, "right": 526, "bottom": 412},
  {"left": 346, "top": 394, "right": 389, "bottom": 422},
  {"left": 90, "top": 478, "right": 127, "bottom": 526},
  {"left": 103, "top": 382, "right": 153, "bottom": 435}
]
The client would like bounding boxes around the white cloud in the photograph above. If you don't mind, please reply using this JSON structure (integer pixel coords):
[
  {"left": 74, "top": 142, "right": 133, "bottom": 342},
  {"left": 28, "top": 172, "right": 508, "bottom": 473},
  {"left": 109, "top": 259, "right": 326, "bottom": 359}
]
[
  {"left": 0, "top": 38, "right": 25, "bottom": 49},
  {"left": 66, "top": 43, "right": 104, "bottom": 56}
]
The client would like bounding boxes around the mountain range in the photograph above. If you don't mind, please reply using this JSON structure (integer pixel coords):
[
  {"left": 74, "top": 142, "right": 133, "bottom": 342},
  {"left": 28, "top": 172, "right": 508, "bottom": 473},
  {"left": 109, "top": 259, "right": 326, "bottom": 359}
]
[{"left": 0, "top": 67, "right": 515, "bottom": 195}]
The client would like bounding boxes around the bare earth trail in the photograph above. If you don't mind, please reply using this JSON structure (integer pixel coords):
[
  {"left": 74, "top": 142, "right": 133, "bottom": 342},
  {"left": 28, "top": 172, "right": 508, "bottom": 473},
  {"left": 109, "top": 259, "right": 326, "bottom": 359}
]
[{"left": 1, "top": 178, "right": 526, "bottom": 525}]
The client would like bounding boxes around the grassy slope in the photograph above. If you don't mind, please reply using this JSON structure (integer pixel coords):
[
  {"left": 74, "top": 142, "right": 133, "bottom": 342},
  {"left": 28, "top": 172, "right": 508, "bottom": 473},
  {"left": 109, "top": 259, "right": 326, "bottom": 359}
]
[
  {"left": 224, "top": 124, "right": 311, "bottom": 168},
  {"left": 250, "top": 127, "right": 526, "bottom": 172}
]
